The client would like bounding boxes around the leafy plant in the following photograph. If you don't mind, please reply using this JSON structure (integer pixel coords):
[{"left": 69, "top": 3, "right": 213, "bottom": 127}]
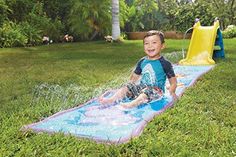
[
  {"left": 46, "top": 18, "right": 64, "bottom": 42},
  {"left": 27, "top": 2, "right": 51, "bottom": 35},
  {"left": 0, "top": 21, "right": 27, "bottom": 47},
  {"left": 19, "top": 22, "right": 42, "bottom": 46},
  {"left": 25, "top": 2, "right": 64, "bottom": 43},
  {"left": 126, "top": 0, "right": 159, "bottom": 32},
  {"left": 223, "top": 25, "right": 236, "bottom": 38},
  {"left": 0, "top": 0, "right": 11, "bottom": 26}
]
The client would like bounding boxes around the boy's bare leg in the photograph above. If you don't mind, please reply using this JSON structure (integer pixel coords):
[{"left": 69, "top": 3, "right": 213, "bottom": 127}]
[
  {"left": 121, "top": 93, "right": 148, "bottom": 108},
  {"left": 99, "top": 86, "right": 129, "bottom": 105}
]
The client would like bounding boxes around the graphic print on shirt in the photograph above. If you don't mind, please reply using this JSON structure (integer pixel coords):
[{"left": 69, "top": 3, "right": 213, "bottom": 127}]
[{"left": 141, "top": 63, "right": 157, "bottom": 86}]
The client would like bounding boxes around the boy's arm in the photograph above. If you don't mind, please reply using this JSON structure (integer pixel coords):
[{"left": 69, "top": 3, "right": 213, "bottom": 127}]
[
  {"left": 168, "top": 76, "right": 177, "bottom": 101},
  {"left": 130, "top": 57, "right": 144, "bottom": 83},
  {"left": 129, "top": 72, "right": 140, "bottom": 83}
]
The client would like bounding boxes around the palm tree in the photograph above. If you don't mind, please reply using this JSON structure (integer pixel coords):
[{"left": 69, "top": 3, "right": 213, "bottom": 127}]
[
  {"left": 112, "top": 0, "right": 120, "bottom": 40},
  {"left": 68, "top": 0, "right": 111, "bottom": 40}
]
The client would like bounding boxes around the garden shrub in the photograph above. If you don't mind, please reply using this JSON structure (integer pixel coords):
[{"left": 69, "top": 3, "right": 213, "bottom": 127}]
[
  {"left": 126, "top": 0, "right": 159, "bottom": 32},
  {"left": 26, "top": 2, "right": 64, "bottom": 43},
  {"left": 68, "top": 0, "right": 112, "bottom": 40},
  {"left": 19, "top": 22, "right": 42, "bottom": 46},
  {"left": 47, "top": 18, "right": 64, "bottom": 42},
  {"left": 223, "top": 25, "right": 236, "bottom": 38},
  {"left": 0, "top": 0, "right": 9, "bottom": 26},
  {"left": 0, "top": 21, "right": 27, "bottom": 48},
  {"left": 27, "top": 3, "right": 51, "bottom": 35}
]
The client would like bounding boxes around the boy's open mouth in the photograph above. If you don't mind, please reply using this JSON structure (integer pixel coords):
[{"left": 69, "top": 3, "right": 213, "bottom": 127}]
[{"left": 148, "top": 50, "right": 156, "bottom": 54}]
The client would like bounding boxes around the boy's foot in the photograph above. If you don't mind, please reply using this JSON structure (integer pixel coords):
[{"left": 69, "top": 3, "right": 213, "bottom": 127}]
[
  {"left": 120, "top": 102, "right": 134, "bottom": 109},
  {"left": 115, "top": 105, "right": 126, "bottom": 110},
  {"left": 98, "top": 96, "right": 114, "bottom": 105}
]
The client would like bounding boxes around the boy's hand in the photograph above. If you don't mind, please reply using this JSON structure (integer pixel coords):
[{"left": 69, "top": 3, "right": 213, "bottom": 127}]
[
  {"left": 168, "top": 77, "right": 178, "bottom": 101},
  {"left": 170, "top": 92, "right": 178, "bottom": 101}
]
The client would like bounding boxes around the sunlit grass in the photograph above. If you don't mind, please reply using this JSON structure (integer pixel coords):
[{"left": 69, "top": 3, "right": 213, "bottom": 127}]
[{"left": 0, "top": 39, "right": 235, "bottom": 156}]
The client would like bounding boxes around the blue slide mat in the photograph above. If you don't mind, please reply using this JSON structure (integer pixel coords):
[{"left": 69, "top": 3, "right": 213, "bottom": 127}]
[{"left": 22, "top": 65, "right": 214, "bottom": 144}]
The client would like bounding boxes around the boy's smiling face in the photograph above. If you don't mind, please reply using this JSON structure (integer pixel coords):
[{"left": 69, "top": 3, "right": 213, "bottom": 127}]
[{"left": 143, "top": 35, "right": 165, "bottom": 60}]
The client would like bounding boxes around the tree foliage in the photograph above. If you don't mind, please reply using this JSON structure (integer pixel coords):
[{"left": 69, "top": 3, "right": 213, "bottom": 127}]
[
  {"left": 199, "top": 0, "right": 236, "bottom": 29},
  {"left": 0, "top": 21, "right": 27, "bottom": 47},
  {"left": 68, "top": 0, "right": 128, "bottom": 40},
  {"left": 0, "top": 0, "right": 10, "bottom": 26},
  {"left": 125, "top": 0, "right": 159, "bottom": 31},
  {"left": 157, "top": 0, "right": 235, "bottom": 31},
  {"left": 5, "top": 0, "right": 36, "bottom": 22},
  {"left": 0, "top": 0, "right": 235, "bottom": 47},
  {"left": 68, "top": 0, "right": 112, "bottom": 40}
]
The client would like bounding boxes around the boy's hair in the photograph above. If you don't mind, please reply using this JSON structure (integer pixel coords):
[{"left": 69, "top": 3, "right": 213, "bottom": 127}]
[{"left": 143, "top": 30, "right": 165, "bottom": 44}]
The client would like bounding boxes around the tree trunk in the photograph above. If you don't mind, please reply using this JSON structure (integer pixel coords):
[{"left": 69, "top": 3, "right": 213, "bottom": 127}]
[{"left": 112, "top": 0, "right": 120, "bottom": 40}]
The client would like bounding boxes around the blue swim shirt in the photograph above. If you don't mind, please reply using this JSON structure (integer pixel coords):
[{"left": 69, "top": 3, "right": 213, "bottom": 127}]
[{"left": 134, "top": 56, "right": 175, "bottom": 92}]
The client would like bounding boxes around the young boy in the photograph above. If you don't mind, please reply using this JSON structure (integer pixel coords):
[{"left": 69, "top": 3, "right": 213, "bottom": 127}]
[{"left": 99, "top": 30, "right": 177, "bottom": 108}]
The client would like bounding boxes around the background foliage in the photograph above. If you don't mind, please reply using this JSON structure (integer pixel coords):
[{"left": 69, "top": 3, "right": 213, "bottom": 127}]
[{"left": 0, "top": 0, "right": 236, "bottom": 47}]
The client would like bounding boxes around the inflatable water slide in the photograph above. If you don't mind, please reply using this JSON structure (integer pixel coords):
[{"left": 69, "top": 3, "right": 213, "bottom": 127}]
[{"left": 22, "top": 19, "right": 225, "bottom": 144}]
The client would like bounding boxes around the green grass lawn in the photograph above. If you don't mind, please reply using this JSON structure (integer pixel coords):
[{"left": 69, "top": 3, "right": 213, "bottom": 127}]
[{"left": 0, "top": 39, "right": 236, "bottom": 156}]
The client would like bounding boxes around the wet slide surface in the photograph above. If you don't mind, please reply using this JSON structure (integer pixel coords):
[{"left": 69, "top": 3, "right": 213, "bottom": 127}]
[{"left": 23, "top": 65, "right": 214, "bottom": 144}]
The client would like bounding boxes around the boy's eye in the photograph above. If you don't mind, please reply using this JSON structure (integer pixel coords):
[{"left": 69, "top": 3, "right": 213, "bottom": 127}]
[{"left": 144, "top": 42, "right": 148, "bottom": 45}]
